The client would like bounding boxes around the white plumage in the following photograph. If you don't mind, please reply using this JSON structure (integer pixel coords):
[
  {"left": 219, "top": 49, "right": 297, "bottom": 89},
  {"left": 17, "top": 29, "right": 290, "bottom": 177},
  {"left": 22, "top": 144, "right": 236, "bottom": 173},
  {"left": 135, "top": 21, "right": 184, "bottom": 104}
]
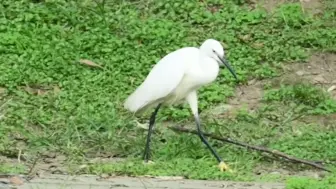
[
  {"left": 124, "top": 47, "right": 192, "bottom": 114},
  {"left": 124, "top": 39, "right": 237, "bottom": 172},
  {"left": 124, "top": 39, "right": 234, "bottom": 114}
]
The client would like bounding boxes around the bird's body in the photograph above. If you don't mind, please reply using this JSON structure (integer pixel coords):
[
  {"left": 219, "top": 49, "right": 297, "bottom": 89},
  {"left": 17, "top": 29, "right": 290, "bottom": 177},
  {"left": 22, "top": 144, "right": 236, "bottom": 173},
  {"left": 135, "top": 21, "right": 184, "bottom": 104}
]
[
  {"left": 124, "top": 39, "right": 238, "bottom": 172},
  {"left": 124, "top": 47, "right": 220, "bottom": 114}
]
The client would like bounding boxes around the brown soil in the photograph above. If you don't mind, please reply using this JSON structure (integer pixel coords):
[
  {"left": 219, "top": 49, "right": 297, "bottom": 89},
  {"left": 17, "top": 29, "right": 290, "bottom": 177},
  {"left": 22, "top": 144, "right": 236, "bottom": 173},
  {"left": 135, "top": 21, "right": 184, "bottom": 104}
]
[
  {"left": 257, "top": 0, "right": 323, "bottom": 15},
  {"left": 209, "top": 53, "right": 336, "bottom": 119}
]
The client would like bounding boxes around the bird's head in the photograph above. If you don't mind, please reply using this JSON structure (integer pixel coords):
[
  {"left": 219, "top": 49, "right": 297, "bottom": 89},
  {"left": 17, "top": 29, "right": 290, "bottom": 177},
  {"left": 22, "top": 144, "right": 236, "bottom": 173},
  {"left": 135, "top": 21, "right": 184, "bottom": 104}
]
[{"left": 200, "top": 39, "right": 238, "bottom": 80}]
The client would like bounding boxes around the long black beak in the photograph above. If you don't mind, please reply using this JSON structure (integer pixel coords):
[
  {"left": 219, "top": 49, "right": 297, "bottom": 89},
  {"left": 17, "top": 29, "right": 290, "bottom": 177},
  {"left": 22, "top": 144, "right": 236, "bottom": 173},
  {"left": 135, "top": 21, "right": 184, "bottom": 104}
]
[{"left": 216, "top": 54, "right": 238, "bottom": 80}]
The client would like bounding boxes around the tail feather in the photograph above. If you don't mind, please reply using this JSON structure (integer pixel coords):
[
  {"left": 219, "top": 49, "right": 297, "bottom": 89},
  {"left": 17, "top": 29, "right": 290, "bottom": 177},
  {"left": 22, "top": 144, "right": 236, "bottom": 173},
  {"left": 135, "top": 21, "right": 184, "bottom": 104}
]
[
  {"left": 124, "top": 85, "right": 156, "bottom": 114},
  {"left": 124, "top": 90, "right": 144, "bottom": 113}
]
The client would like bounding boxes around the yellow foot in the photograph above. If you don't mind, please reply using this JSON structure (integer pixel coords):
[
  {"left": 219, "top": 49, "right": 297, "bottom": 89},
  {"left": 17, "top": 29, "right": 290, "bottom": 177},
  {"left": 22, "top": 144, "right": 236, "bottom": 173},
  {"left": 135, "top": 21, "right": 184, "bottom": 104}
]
[{"left": 218, "top": 161, "right": 230, "bottom": 172}]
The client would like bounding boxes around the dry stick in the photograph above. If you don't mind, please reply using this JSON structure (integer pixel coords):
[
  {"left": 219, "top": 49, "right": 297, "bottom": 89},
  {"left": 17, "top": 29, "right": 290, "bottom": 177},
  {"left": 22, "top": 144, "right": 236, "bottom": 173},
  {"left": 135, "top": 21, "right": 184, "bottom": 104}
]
[
  {"left": 168, "top": 126, "right": 332, "bottom": 172},
  {"left": 25, "top": 154, "right": 40, "bottom": 181}
]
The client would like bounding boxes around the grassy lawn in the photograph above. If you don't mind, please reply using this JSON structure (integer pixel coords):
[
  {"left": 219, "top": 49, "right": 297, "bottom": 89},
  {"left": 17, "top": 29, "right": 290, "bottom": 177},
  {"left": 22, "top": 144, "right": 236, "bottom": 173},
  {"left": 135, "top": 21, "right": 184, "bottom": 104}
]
[{"left": 0, "top": 0, "right": 336, "bottom": 188}]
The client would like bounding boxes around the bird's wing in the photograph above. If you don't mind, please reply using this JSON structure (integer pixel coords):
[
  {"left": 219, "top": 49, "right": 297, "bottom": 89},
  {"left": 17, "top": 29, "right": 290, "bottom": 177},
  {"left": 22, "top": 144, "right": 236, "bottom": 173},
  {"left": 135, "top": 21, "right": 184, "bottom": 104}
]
[{"left": 124, "top": 47, "right": 199, "bottom": 113}]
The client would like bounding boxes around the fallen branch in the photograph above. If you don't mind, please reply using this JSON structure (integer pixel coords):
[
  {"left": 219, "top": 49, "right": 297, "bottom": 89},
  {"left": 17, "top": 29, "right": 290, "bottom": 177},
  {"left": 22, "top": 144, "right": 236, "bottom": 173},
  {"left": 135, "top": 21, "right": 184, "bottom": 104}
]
[{"left": 168, "top": 126, "right": 332, "bottom": 172}]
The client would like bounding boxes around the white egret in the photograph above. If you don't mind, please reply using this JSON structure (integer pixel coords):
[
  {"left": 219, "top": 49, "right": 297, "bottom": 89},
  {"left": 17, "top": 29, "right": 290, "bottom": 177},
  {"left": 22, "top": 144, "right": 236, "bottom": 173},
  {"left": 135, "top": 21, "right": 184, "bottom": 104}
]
[{"left": 124, "top": 39, "right": 238, "bottom": 171}]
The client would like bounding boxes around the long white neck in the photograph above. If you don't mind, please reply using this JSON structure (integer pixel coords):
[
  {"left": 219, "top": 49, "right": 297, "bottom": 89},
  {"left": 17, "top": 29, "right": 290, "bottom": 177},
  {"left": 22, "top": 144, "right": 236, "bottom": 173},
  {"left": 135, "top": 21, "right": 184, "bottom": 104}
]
[{"left": 197, "top": 52, "right": 220, "bottom": 85}]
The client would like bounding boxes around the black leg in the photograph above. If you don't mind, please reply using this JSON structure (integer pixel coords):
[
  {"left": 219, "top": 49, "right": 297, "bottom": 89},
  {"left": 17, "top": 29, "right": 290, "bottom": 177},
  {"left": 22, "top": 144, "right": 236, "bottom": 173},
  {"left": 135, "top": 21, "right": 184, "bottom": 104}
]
[
  {"left": 194, "top": 114, "right": 222, "bottom": 163},
  {"left": 143, "top": 104, "right": 162, "bottom": 162}
]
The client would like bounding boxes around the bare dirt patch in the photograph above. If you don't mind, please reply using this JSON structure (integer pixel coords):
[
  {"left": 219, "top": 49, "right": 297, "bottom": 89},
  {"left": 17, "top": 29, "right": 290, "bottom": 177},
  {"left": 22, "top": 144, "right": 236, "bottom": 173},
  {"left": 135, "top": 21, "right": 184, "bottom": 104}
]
[
  {"left": 254, "top": 0, "right": 323, "bottom": 15},
  {"left": 208, "top": 52, "right": 336, "bottom": 118},
  {"left": 276, "top": 52, "right": 336, "bottom": 97},
  {"left": 253, "top": 164, "right": 328, "bottom": 180}
]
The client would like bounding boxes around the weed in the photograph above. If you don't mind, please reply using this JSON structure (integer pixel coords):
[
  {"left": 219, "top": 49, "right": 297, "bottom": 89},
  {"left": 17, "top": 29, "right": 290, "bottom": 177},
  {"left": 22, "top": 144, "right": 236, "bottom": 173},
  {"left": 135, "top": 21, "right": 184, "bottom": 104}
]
[
  {"left": 286, "top": 174, "right": 336, "bottom": 189},
  {"left": 0, "top": 163, "right": 26, "bottom": 174},
  {"left": 264, "top": 83, "right": 336, "bottom": 114}
]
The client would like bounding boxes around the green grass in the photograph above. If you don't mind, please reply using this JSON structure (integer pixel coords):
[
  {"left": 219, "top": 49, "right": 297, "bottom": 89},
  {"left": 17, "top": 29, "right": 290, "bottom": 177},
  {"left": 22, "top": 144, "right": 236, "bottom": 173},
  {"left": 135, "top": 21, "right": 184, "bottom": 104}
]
[
  {"left": 0, "top": 0, "right": 336, "bottom": 185},
  {"left": 264, "top": 83, "right": 336, "bottom": 114},
  {"left": 286, "top": 174, "right": 336, "bottom": 189},
  {"left": 0, "top": 163, "right": 26, "bottom": 174}
]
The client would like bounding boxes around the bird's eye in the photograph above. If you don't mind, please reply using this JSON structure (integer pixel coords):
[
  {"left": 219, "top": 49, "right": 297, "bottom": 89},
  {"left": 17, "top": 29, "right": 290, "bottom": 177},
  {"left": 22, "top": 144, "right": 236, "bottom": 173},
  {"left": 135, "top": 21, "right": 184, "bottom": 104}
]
[{"left": 212, "top": 50, "right": 216, "bottom": 53}]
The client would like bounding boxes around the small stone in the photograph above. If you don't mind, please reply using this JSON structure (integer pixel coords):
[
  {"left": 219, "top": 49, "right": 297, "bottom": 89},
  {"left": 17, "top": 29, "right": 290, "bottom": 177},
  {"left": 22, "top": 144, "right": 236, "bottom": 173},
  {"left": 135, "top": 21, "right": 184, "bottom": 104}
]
[
  {"left": 295, "top": 71, "right": 305, "bottom": 76},
  {"left": 293, "top": 129, "right": 303, "bottom": 137},
  {"left": 0, "top": 87, "right": 6, "bottom": 94},
  {"left": 252, "top": 43, "right": 264, "bottom": 48},
  {"left": 56, "top": 155, "right": 67, "bottom": 162},
  {"left": 248, "top": 79, "right": 257, "bottom": 85},
  {"left": 327, "top": 85, "right": 336, "bottom": 92},
  {"left": 78, "top": 164, "right": 87, "bottom": 169},
  {"left": 42, "top": 151, "right": 56, "bottom": 158},
  {"left": 239, "top": 34, "right": 251, "bottom": 41},
  {"left": 143, "top": 160, "right": 155, "bottom": 165},
  {"left": 312, "top": 173, "right": 320, "bottom": 179},
  {"left": 209, "top": 105, "right": 233, "bottom": 116},
  {"left": 100, "top": 173, "right": 109, "bottom": 179},
  {"left": 9, "top": 176, "right": 24, "bottom": 186},
  {"left": 313, "top": 75, "right": 328, "bottom": 84}
]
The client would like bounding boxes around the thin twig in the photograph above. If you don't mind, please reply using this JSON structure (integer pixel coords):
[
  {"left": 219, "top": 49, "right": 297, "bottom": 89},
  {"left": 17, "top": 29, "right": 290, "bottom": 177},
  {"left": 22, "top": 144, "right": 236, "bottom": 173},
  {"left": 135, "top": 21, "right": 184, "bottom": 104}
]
[
  {"left": 168, "top": 126, "right": 332, "bottom": 172},
  {"left": 25, "top": 154, "right": 40, "bottom": 181}
]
